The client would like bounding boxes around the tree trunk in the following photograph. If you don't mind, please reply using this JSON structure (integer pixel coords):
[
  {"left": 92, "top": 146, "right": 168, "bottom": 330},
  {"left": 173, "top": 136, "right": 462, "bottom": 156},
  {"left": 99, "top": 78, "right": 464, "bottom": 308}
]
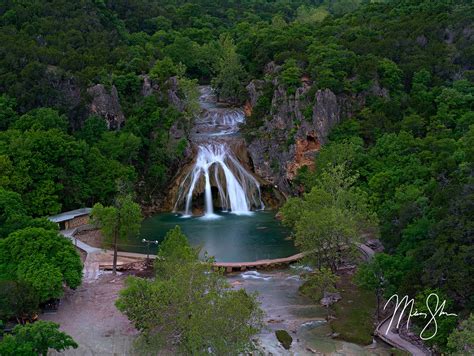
[{"left": 112, "top": 229, "right": 118, "bottom": 275}]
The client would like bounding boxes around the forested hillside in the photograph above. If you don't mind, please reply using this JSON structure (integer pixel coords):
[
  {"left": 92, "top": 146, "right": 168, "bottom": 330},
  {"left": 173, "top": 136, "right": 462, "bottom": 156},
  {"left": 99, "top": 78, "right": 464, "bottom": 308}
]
[{"left": 0, "top": 0, "right": 473, "bottom": 352}]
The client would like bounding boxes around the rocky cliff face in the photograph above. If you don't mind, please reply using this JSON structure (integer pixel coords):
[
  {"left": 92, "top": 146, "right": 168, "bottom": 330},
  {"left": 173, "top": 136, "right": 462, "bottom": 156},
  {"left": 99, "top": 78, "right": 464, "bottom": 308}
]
[
  {"left": 245, "top": 79, "right": 365, "bottom": 194},
  {"left": 87, "top": 84, "right": 125, "bottom": 130}
]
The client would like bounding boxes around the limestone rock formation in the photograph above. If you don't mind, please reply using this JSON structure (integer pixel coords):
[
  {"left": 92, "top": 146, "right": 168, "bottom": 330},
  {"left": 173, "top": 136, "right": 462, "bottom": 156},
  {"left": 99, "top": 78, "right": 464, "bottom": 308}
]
[
  {"left": 320, "top": 291, "right": 342, "bottom": 307},
  {"left": 246, "top": 79, "right": 265, "bottom": 107},
  {"left": 139, "top": 75, "right": 188, "bottom": 142},
  {"left": 166, "top": 76, "right": 186, "bottom": 112},
  {"left": 44, "top": 66, "right": 85, "bottom": 129},
  {"left": 140, "top": 74, "right": 159, "bottom": 97},
  {"left": 87, "top": 84, "right": 125, "bottom": 130},
  {"left": 245, "top": 76, "right": 367, "bottom": 194}
]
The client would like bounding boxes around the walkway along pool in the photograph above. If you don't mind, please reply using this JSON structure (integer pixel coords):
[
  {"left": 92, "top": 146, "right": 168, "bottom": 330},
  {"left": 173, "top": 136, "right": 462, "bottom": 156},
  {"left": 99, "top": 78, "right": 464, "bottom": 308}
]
[{"left": 120, "top": 210, "right": 297, "bottom": 262}]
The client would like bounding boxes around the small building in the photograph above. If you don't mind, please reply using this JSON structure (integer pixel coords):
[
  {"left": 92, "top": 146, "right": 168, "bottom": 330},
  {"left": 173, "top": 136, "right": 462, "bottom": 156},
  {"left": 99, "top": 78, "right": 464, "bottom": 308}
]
[{"left": 48, "top": 208, "right": 92, "bottom": 230}]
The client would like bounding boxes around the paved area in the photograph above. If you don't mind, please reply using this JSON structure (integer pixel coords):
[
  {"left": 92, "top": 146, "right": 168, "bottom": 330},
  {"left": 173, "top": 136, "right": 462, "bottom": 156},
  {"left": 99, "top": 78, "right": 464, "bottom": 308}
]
[
  {"left": 42, "top": 274, "right": 138, "bottom": 355},
  {"left": 61, "top": 229, "right": 154, "bottom": 283},
  {"left": 62, "top": 229, "right": 101, "bottom": 254},
  {"left": 376, "top": 311, "right": 430, "bottom": 355},
  {"left": 214, "top": 252, "right": 305, "bottom": 271}
]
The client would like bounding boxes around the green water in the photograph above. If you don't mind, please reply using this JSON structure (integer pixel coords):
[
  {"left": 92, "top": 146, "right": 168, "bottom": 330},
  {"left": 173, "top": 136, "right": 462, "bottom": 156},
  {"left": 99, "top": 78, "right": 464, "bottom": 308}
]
[{"left": 121, "top": 211, "right": 297, "bottom": 262}]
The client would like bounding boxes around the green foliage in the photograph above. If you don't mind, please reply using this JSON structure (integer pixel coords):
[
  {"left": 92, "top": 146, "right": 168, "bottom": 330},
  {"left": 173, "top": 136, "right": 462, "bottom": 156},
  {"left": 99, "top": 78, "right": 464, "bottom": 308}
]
[
  {"left": 331, "top": 275, "right": 376, "bottom": 345},
  {"left": 96, "top": 195, "right": 143, "bottom": 243},
  {"left": 77, "top": 116, "right": 108, "bottom": 144},
  {"left": 447, "top": 314, "right": 474, "bottom": 355},
  {"left": 12, "top": 108, "right": 68, "bottom": 132},
  {"left": 295, "top": 5, "right": 329, "bottom": 24},
  {"left": 0, "top": 321, "right": 78, "bottom": 355},
  {"left": 413, "top": 289, "right": 458, "bottom": 350},
  {"left": 328, "top": 0, "right": 363, "bottom": 16},
  {"left": 307, "top": 44, "right": 357, "bottom": 93},
  {"left": 177, "top": 77, "right": 200, "bottom": 127},
  {"left": 0, "top": 188, "right": 28, "bottom": 238},
  {"left": 377, "top": 59, "right": 403, "bottom": 92},
  {"left": 0, "top": 95, "right": 18, "bottom": 130},
  {"left": 0, "top": 227, "right": 82, "bottom": 303},
  {"left": 299, "top": 267, "right": 339, "bottom": 302},
  {"left": 0, "top": 119, "right": 136, "bottom": 215},
  {"left": 0, "top": 129, "right": 80, "bottom": 215},
  {"left": 91, "top": 194, "right": 142, "bottom": 273},
  {"left": 97, "top": 132, "right": 141, "bottom": 165},
  {"left": 116, "top": 227, "right": 263, "bottom": 354},
  {"left": 211, "top": 35, "right": 247, "bottom": 104},
  {"left": 280, "top": 59, "right": 302, "bottom": 94},
  {"left": 149, "top": 57, "right": 186, "bottom": 84},
  {"left": 275, "top": 329, "right": 293, "bottom": 350},
  {"left": 297, "top": 138, "right": 364, "bottom": 189},
  {"left": 354, "top": 259, "right": 384, "bottom": 293},
  {"left": 0, "top": 280, "right": 39, "bottom": 323},
  {"left": 157, "top": 226, "right": 199, "bottom": 263},
  {"left": 281, "top": 164, "right": 375, "bottom": 271}
]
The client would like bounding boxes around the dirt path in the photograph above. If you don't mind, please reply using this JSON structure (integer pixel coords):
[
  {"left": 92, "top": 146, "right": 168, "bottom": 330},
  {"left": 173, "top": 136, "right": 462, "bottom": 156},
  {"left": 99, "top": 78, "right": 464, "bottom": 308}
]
[{"left": 42, "top": 274, "right": 137, "bottom": 355}]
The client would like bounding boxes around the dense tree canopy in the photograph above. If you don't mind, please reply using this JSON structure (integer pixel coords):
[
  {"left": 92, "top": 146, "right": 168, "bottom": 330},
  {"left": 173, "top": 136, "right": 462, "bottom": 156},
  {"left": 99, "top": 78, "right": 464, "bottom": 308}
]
[{"left": 0, "top": 228, "right": 82, "bottom": 303}]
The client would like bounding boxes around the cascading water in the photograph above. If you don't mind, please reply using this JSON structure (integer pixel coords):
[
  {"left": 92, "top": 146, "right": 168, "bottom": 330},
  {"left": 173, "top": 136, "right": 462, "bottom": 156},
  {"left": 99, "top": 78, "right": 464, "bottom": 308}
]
[
  {"left": 176, "top": 143, "right": 263, "bottom": 217},
  {"left": 173, "top": 86, "right": 264, "bottom": 217}
]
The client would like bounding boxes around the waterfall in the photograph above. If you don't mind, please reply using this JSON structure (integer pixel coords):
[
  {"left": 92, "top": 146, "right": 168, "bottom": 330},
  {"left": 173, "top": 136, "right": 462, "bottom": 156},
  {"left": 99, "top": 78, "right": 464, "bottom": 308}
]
[
  {"left": 175, "top": 143, "right": 264, "bottom": 217},
  {"left": 173, "top": 86, "right": 265, "bottom": 217}
]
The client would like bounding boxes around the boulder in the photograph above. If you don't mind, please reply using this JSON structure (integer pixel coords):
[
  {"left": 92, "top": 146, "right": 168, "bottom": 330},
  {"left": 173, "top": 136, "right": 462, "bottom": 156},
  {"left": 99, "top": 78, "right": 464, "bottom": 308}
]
[
  {"left": 141, "top": 74, "right": 159, "bottom": 97},
  {"left": 320, "top": 292, "right": 342, "bottom": 307},
  {"left": 87, "top": 84, "right": 125, "bottom": 130},
  {"left": 275, "top": 329, "right": 293, "bottom": 350}
]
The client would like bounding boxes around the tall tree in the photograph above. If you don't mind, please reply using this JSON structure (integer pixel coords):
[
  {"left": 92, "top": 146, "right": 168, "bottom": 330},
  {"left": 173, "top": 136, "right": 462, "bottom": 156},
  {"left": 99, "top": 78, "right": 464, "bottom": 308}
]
[
  {"left": 281, "top": 164, "right": 375, "bottom": 271},
  {"left": 211, "top": 34, "right": 247, "bottom": 104},
  {"left": 91, "top": 194, "right": 142, "bottom": 274},
  {"left": 354, "top": 258, "right": 386, "bottom": 320}
]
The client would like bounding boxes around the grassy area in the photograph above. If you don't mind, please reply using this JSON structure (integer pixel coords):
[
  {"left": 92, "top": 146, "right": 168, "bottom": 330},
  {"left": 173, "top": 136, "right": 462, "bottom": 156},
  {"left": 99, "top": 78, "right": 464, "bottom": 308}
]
[{"left": 330, "top": 273, "right": 376, "bottom": 345}]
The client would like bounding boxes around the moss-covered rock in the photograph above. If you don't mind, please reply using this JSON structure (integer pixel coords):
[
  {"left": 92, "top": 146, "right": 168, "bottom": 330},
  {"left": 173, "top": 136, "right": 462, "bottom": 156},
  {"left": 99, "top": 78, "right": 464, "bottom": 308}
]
[{"left": 275, "top": 329, "right": 293, "bottom": 349}]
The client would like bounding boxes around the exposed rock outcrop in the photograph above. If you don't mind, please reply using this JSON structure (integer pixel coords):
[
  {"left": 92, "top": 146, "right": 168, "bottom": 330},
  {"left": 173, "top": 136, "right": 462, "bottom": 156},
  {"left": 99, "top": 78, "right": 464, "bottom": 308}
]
[
  {"left": 320, "top": 291, "right": 342, "bottom": 307},
  {"left": 87, "top": 84, "right": 125, "bottom": 130},
  {"left": 44, "top": 66, "right": 86, "bottom": 129},
  {"left": 141, "top": 74, "right": 159, "bottom": 97},
  {"left": 166, "top": 76, "right": 186, "bottom": 112},
  {"left": 140, "top": 75, "right": 186, "bottom": 112},
  {"left": 246, "top": 79, "right": 265, "bottom": 107},
  {"left": 245, "top": 78, "right": 368, "bottom": 195},
  {"left": 286, "top": 136, "right": 320, "bottom": 180},
  {"left": 140, "top": 75, "right": 188, "bottom": 142},
  {"left": 264, "top": 61, "right": 282, "bottom": 75}
]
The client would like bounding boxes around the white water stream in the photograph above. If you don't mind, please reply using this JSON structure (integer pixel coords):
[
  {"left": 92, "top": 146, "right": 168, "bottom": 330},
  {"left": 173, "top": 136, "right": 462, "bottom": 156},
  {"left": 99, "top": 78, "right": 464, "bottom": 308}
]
[{"left": 174, "top": 87, "right": 264, "bottom": 217}]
